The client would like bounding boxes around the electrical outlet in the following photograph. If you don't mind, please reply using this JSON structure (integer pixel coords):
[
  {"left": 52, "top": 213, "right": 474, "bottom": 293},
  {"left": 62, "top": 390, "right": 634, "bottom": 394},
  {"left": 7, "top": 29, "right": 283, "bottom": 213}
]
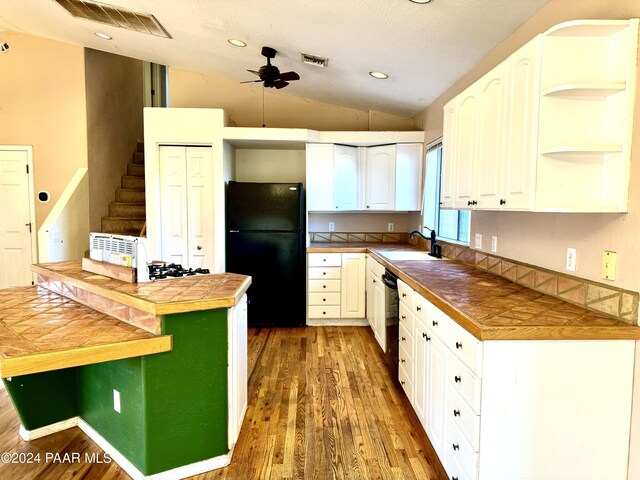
[
  {"left": 388, "top": 223, "right": 394, "bottom": 232},
  {"left": 602, "top": 251, "right": 617, "bottom": 281},
  {"left": 474, "top": 233, "right": 482, "bottom": 250},
  {"left": 113, "top": 389, "right": 121, "bottom": 413},
  {"left": 566, "top": 248, "right": 577, "bottom": 272},
  {"left": 491, "top": 236, "right": 498, "bottom": 253},
  {"left": 328, "top": 222, "right": 335, "bottom": 232}
]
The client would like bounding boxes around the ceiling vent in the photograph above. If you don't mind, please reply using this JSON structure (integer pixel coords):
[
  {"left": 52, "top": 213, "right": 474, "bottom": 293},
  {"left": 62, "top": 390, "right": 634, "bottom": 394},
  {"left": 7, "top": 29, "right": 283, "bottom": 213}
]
[
  {"left": 52, "top": 0, "right": 171, "bottom": 38},
  {"left": 301, "top": 53, "right": 329, "bottom": 68}
]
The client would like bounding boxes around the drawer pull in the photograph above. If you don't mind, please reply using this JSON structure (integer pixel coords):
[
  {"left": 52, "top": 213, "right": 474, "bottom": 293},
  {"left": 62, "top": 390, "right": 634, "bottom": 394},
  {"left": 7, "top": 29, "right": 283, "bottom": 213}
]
[
  {"left": 416, "top": 306, "right": 422, "bottom": 311},
  {"left": 455, "top": 342, "right": 462, "bottom": 350},
  {"left": 401, "top": 359, "right": 406, "bottom": 364},
  {"left": 323, "top": 311, "right": 326, "bottom": 315},
  {"left": 401, "top": 336, "right": 406, "bottom": 342},
  {"left": 453, "top": 409, "right": 460, "bottom": 417},
  {"left": 401, "top": 315, "right": 406, "bottom": 320},
  {"left": 373, "top": 279, "right": 376, "bottom": 283},
  {"left": 322, "top": 298, "right": 326, "bottom": 302},
  {"left": 432, "top": 320, "right": 438, "bottom": 327},
  {"left": 323, "top": 258, "right": 327, "bottom": 262},
  {"left": 401, "top": 380, "right": 405, "bottom": 386},
  {"left": 323, "top": 285, "right": 327, "bottom": 289},
  {"left": 422, "top": 332, "right": 431, "bottom": 342},
  {"left": 323, "top": 272, "right": 326, "bottom": 275},
  {"left": 453, "top": 477, "right": 459, "bottom": 480},
  {"left": 402, "top": 293, "right": 407, "bottom": 297},
  {"left": 452, "top": 443, "right": 460, "bottom": 451},
  {"left": 454, "top": 375, "right": 461, "bottom": 383}
]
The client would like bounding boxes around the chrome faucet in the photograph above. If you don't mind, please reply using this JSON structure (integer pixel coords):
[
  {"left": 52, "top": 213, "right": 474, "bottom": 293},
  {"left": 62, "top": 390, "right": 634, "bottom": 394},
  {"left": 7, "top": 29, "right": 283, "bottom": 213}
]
[{"left": 409, "top": 228, "right": 442, "bottom": 258}]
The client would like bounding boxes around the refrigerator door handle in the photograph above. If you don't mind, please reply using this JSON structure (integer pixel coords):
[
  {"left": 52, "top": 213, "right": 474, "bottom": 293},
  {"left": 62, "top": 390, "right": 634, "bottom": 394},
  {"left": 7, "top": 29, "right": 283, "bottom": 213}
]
[{"left": 229, "top": 230, "right": 240, "bottom": 233}]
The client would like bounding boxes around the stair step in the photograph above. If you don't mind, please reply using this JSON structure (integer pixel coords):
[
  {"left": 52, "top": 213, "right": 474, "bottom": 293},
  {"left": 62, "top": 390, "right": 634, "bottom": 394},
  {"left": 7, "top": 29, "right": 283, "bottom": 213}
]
[
  {"left": 132, "top": 151, "right": 145, "bottom": 164},
  {"left": 101, "top": 217, "right": 146, "bottom": 236},
  {"left": 109, "top": 202, "right": 146, "bottom": 218},
  {"left": 122, "top": 176, "right": 145, "bottom": 189},
  {"left": 127, "top": 163, "right": 145, "bottom": 177},
  {"left": 115, "top": 188, "right": 145, "bottom": 203},
  {"left": 137, "top": 141, "right": 144, "bottom": 153}
]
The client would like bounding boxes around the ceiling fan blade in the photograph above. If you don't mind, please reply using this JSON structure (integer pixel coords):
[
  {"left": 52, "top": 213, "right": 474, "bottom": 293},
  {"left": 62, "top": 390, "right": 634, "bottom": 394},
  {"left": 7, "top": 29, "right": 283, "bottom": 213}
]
[
  {"left": 240, "top": 79, "right": 263, "bottom": 84},
  {"left": 274, "top": 80, "right": 290, "bottom": 89},
  {"left": 247, "top": 69, "right": 261, "bottom": 77},
  {"left": 279, "top": 71, "right": 300, "bottom": 81}
]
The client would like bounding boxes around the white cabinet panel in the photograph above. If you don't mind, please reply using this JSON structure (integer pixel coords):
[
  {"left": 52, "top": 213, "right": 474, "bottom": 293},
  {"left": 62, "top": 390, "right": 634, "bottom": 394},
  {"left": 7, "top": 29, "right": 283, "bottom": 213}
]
[
  {"left": 341, "top": 253, "right": 365, "bottom": 318},
  {"left": 441, "top": 99, "right": 457, "bottom": 209},
  {"left": 452, "top": 88, "right": 478, "bottom": 210},
  {"left": 426, "top": 330, "right": 448, "bottom": 459},
  {"left": 228, "top": 294, "right": 248, "bottom": 448},
  {"left": 334, "top": 145, "right": 359, "bottom": 210},
  {"left": 365, "top": 144, "right": 396, "bottom": 211},
  {"left": 306, "top": 143, "right": 334, "bottom": 211},
  {"left": 395, "top": 143, "right": 423, "bottom": 211}
]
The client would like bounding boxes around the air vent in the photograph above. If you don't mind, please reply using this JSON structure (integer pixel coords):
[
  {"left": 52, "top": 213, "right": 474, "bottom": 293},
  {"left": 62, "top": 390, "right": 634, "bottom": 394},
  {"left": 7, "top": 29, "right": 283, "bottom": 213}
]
[
  {"left": 301, "top": 53, "right": 329, "bottom": 68},
  {"left": 52, "top": 0, "right": 171, "bottom": 38}
]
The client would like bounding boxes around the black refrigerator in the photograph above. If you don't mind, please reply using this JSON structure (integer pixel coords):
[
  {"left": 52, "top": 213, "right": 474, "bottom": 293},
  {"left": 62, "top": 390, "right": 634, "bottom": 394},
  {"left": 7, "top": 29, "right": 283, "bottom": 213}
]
[{"left": 225, "top": 181, "right": 305, "bottom": 327}]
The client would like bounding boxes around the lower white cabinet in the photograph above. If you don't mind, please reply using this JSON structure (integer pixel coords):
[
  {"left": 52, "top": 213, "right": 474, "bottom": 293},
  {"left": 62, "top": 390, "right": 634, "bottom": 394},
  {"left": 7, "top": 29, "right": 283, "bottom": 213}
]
[
  {"left": 228, "top": 294, "right": 248, "bottom": 449},
  {"left": 307, "top": 253, "right": 365, "bottom": 323},
  {"left": 398, "top": 280, "right": 635, "bottom": 480},
  {"left": 366, "top": 255, "right": 387, "bottom": 352}
]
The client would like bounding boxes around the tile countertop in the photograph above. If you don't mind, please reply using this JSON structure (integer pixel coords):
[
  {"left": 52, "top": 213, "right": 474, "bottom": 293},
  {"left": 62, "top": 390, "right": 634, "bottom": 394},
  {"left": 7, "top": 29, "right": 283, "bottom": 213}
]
[
  {"left": 308, "top": 243, "right": 640, "bottom": 341},
  {"left": 0, "top": 285, "right": 171, "bottom": 378},
  {"left": 32, "top": 260, "right": 252, "bottom": 316}
]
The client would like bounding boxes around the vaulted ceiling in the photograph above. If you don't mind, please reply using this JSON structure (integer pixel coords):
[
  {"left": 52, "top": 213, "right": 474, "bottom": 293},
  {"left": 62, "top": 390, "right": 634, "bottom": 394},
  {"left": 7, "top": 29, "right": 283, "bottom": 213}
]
[{"left": 0, "top": 0, "right": 550, "bottom": 117}]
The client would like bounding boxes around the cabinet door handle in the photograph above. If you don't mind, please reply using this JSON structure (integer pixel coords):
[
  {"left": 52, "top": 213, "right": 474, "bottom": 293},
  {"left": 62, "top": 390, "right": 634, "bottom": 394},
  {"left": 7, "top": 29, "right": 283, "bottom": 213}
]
[
  {"left": 422, "top": 332, "right": 430, "bottom": 342},
  {"left": 323, "top": 272, "right": 326, "bottom": 275},
  {"left": 366, "top": 205, "right": 370, "bottom": 209},
  {"left": 453, "top": 477, "right": 459, "bottom": 480},
  {"left": 432, "top": 320, "right": 438, "bottom": 327},
  {"left": 323, "top": 311, "right": 326, "bottom": 315},
  {"left": 467, "top": 200, "right": 472, "bottom": 206},
  {"left": 323, "top": 258, "right": 327, "bottom": 262},
  {"left": 500, "top": 198, "right": 506, "bottom": 205},
  {"left": 323, "top": 285, "right": 327, "bottom": 289},
  {"left": 401, "top": 380, "right": 405, "bottom": 386},
  {"left": 402, "top": 293, "right": 407, "bottom": 297},
  {"left": 452, "top": 444, "right": 460, "bottom": 451},
  {"left": 401, "top": 358, "right": 406, "bottom": 364},
  {"left": 416, "top": 306, "right": 421, "bottom": 312},
  {"left": 401, "top": 315, "right": 406, "bottom": 320},
  {"left": 453, "top": 409, "right": 460, "bottom": 417},
  {"left": 401, "top": 337, "right": 406, "bottom": 342},
  {"left": 196, "top": 245, "right": 202, "bottom": 250},
  {"left": 455, "top": 342, "right": 462, "bottom": 350},
  {"left": 454, "top": 375, "right": 461, "bottom": 383},
  {"left": 322, "top": 298, "right": 326, "bottom": 302},
  {"left": 472, "top": 200, "right": 477, "bottom": 205}
]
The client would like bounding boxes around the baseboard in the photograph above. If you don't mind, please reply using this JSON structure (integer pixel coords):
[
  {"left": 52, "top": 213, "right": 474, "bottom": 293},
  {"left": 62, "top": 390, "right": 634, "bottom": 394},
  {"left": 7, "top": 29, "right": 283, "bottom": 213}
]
[
  {"left": 20, "top": 416, "right": 233, "bottom": 479},
  {"left": 19, "top": 417, "right": 79, "bottom": 441},
  {"left": 306, "top": 318, "right": 369, "bottom": 326}
]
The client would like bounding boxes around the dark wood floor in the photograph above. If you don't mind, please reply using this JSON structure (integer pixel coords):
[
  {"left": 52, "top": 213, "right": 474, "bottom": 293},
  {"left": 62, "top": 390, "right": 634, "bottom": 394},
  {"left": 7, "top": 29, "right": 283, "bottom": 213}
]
[{"left": 0, "top": 326, "right": 446, "bottom": 479}]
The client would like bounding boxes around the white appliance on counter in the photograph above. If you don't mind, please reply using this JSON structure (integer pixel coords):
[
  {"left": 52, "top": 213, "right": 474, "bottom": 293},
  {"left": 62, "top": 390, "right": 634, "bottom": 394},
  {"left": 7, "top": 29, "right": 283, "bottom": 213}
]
[{"left": 89, "top": 232, "right": 151, "bottom": 282}]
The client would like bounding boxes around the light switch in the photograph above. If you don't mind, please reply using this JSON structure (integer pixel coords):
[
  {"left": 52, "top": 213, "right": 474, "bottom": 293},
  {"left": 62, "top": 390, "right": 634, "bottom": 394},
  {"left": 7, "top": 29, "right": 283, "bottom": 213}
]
[
  {"left": 491, "top": 236, "right": 498, "bottom": 253},
  {"left": 474, "top": 233, "right": 482, "bottom": 249},
  {"left": 602, "top": 251, "right": 617, "bottom": 281}
]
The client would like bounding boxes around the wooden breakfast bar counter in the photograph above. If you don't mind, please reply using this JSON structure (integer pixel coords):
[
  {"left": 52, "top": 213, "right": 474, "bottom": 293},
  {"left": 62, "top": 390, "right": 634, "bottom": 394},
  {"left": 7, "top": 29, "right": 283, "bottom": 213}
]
[{"left": 0, "top": 261, "right": 251, "bottom": 480}]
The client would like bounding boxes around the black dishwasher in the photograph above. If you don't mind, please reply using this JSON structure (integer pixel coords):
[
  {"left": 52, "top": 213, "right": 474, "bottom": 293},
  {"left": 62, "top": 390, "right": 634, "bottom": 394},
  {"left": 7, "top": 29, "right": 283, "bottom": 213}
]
[{"left": 382, "top": 269, "right": 399, "bottom": 383}]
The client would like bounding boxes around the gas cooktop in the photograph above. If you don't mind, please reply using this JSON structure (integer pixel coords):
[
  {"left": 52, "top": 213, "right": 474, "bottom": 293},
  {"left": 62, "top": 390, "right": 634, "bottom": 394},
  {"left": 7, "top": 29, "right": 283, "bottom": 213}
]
[{"left": 148, "top": 263, "right": 210, "bottom": 281}]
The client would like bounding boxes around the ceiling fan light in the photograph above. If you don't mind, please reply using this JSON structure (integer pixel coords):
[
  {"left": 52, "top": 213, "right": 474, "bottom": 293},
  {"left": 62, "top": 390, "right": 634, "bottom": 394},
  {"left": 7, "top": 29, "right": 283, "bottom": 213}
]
[
  {"left": 369, "top": 71, "right": 389, "bottom": 79},
  {"left": 95, "top": 32, "right": 112, "bottom": 40},
  {"left": 228, "top": 39, "right": 247, "bottom": 47}
]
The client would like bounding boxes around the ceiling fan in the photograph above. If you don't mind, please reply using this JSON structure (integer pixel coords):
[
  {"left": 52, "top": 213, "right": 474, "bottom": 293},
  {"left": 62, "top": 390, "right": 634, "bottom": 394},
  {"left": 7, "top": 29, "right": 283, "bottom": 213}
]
[{"left": 241, "top": 46, "right": 300, "bottom": 89}]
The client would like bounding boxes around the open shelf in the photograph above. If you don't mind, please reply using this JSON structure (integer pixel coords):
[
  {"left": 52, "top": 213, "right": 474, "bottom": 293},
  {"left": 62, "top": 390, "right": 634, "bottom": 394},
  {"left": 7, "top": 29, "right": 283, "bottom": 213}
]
[{"left": 542, "top": 83, "right": 625, "bottom": 97}]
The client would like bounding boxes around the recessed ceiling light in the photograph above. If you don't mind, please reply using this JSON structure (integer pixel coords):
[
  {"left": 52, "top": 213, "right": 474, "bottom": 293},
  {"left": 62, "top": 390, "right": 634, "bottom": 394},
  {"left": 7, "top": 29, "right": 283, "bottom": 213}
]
[
  {"left": 95, "top": 32, "right": 112, "bottom": 40},
  {"left": 410, "top": 0, "right": 434, "bottom": 3},
  {"left": 369, "top": 71, "right": 389, "bottom": 79},
  {"left": 228, "top": 39, "right": 247, "bottom": 47}
]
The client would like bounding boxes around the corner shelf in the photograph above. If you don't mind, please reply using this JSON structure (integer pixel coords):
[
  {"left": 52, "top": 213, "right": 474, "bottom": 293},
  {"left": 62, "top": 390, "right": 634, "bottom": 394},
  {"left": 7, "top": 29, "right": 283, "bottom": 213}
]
[{"left": 542, "top": 83, "right": 626, "bottom": 97}]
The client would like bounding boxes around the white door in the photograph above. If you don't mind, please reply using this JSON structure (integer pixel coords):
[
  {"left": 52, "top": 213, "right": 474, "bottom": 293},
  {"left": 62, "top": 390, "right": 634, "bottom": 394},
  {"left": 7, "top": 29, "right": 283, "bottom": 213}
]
[
  {"left": 365, "top": 144, "right": 396, "bottom": 211},
  {"left": 340, "top": 253, "right": 365, "bottom": 318},
  {"left": 160, "top": 146, "right": 188, "bottom": 265},
  {"left": 333, "top": 145, "right": 359, "bottom": 211},
  {"left": 186, "top": 147, "right": 213, "bottom": 268},
  {"left": 0, "top": 147, "right": 35, "bottom": 288}
]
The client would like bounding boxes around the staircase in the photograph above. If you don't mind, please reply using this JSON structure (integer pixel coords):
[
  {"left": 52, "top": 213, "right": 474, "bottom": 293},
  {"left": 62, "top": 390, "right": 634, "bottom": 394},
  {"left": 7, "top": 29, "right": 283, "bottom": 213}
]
[{"left": 100, "top": 142, "right": 146, "bottom": 236}]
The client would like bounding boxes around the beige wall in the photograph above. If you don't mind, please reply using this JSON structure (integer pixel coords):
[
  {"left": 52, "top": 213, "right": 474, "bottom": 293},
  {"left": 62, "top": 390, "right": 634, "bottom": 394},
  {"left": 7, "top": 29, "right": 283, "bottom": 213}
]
[
  {"left": 234, "top": 149, "right": 306, "bottom": 184},
  {"left": 85, "top": 49, "right": 144, "bottom": 232},
  {"left": 413, "top": 0, "right": 640, "bottom": 294},
  {"left": 169, "top": 68, "right": 414, "bottom": 131},
  {"left": 0, "top": 32, "right": 87, "bottom": 228},
  {"left": 308, "top": 212, "right": 409, "bottom": 233}
]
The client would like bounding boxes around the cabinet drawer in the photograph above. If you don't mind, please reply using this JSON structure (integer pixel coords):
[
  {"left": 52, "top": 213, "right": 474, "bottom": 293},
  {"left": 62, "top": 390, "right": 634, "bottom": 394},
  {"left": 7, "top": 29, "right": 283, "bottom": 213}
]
[
  {"left": 399, "top": 321, "right": 414, "bottom": 359},
  {"left": 399, "top": 342, "right": 414, "bottom": 379},
  {"left": 428, "top": 302, "right": 450, "bottom": 341},
  {"left": 443, "top": 448, "right": 471, "bottom": 480},
  {"left": 308, "top": 292, "right": 341, "bottom": 306},
  {"left": 444, "top": 415, "right": 479, "bottom": 480},
  {"left": 308, "top": 305, "right": 341, "bottom": 318},
  {"left": 399, "top": 301, "right": 414, "bottom": 333},
  {"left": 398, "top": 363, "right": 414, "bottom": 403},
  {"left": 398, "top": 279, "right": 414, "bottom": 310},
  {"left": 308, "top": 266, "right": 341, "bottom": 280},
  {"left": 447, "top": 351, "right": 482, "bottom": 414},
  {"left": 368, "top": 258, "right": 385, "bottom": 279},
  {"left": 446, "top": 320, "right": 483, "bottom": 377},
  {"left": 308, "top": 279, "right": 341, "bottom": 292},
  {"left": 308, "top": 253, "right": 342, "bottom": 267},
  {"left": 413, "top": 292, "right": 430, "bottom": 323},
  {"left": 446, "top": 386, "right": 480, "bottom": 451}
]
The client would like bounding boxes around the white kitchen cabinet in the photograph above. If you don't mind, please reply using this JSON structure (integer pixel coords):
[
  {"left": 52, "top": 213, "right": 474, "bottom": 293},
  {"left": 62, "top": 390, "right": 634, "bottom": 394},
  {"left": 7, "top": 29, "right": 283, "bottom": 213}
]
[
  {"left": 305, "top": 143, "right": 334, "bottom": 211},
  {"left": 228, "top": 293, "right": 248, "bottom": 449},
  {"left": 442, "top": 19, "right": 638, "bottom": 213},
  {"left": 366, "top": 255, "right": 387, "bottom": 352},
  {"left": 159, "top": 145, "right": 214, "bottom": 268},
  {"left": 341, "top": 253, "right": 366, "bottom": 318},
  {"left": 395, "top": 143, "right": 424, "bottom": 211},
  {"left": 307, "top": 253, "right": 366, "bottom": 323},
  {"left": 364, "top": 144, "right": 397, "bottom": 211},
  {"left": 334, "top": 145, "right": 359, "bottom": 211}
]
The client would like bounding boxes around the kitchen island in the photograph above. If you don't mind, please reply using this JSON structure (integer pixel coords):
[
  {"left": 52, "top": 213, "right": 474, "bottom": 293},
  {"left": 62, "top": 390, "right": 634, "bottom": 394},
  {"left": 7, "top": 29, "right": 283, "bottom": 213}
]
[
  {"left": 0, "top": 261, "right": 251, "bottom": 480},
  {"left": 308, "top": 242, "right": 640, "bottom": 480}
]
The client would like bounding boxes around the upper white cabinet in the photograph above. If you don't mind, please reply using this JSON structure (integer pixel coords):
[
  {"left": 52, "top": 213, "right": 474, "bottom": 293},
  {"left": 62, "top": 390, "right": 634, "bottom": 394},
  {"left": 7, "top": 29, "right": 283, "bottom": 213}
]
[
  {"left": 365, "top": 144, "right": 397, "bottom": 211},
  {"left": 159, "top": 146, "right": 214, "bottom": 268},
  {"left": 442, "top": 19, "right": 638, "bottom": 213},
  {"left": 306, "top": 142, "right": 423, "bottom": 212}
]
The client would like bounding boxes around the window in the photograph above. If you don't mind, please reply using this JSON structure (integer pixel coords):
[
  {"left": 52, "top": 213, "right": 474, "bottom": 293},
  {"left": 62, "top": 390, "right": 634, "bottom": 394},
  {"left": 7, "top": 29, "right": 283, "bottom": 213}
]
[{"left": 423, "top": 142, "right": 470, "bottom": 245}]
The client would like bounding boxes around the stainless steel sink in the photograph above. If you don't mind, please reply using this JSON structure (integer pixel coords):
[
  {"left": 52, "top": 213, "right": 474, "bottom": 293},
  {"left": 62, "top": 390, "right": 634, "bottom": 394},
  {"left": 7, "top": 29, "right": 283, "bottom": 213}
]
[{"left": 379, "top": 250, "right": 442, "bottom": 261}]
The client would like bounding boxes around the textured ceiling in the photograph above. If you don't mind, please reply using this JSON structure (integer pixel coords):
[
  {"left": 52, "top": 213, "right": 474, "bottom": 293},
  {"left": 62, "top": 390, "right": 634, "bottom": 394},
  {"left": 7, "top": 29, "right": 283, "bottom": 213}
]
[{"left": 0, "top": 0, "right": 550, "bottom": 117}]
